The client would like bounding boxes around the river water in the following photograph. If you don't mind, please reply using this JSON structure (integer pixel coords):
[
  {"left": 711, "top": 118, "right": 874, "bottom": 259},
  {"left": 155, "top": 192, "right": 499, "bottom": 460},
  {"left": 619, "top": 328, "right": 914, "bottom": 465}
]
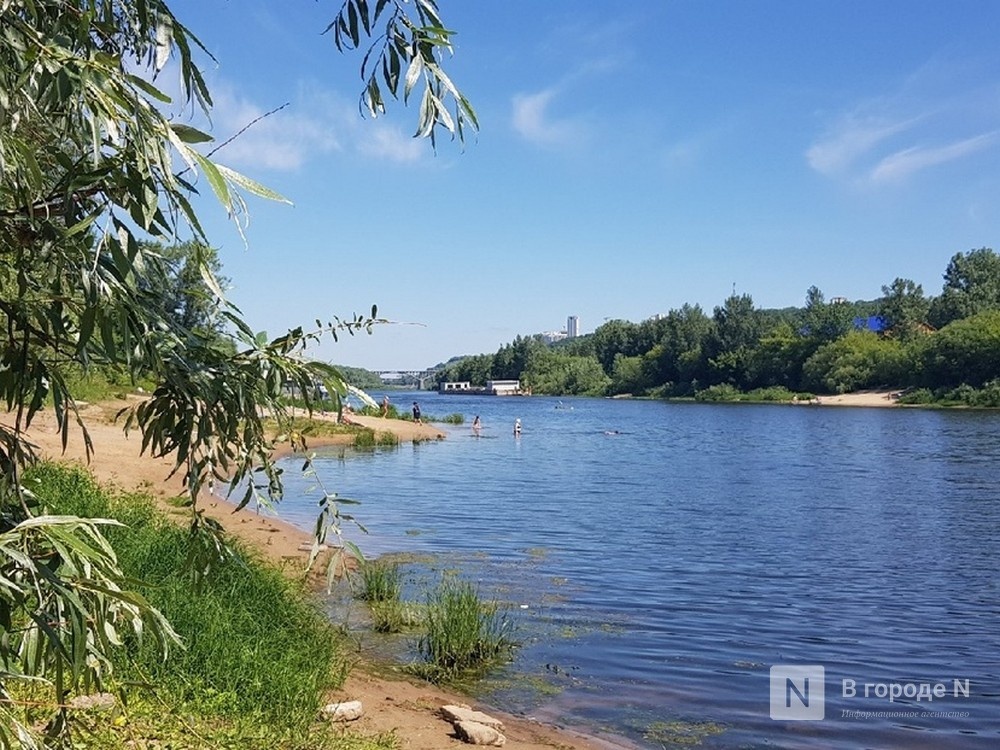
[{"left": 275, "top": 393, "right": 1000, "bottom": 748}]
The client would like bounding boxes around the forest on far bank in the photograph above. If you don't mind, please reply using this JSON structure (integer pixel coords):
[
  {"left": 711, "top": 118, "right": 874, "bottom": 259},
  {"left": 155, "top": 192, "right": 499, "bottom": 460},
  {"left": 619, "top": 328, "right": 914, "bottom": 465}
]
[{"left": 430, "top": 248, "right": 1000, "bottom": 406}]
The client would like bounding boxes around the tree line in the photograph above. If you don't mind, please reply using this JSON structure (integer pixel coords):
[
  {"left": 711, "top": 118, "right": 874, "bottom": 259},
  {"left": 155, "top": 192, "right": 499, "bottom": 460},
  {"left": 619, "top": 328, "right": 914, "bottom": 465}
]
[{"left": 434, "top": 248, "right": 1000, "bottom": 405}]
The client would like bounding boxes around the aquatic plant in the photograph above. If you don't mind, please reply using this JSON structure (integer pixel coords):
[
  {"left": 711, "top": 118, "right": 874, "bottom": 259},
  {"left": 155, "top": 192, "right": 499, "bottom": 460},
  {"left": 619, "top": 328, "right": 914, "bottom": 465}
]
[
  {"left": 415, "top": 578, "right": 515, "bottom": 681},
  {"left": 357, "top": 558, "right": 403, "bottom": 603},
  {"left": 353, "top": 429, "right": 400, "bottom": 448}
]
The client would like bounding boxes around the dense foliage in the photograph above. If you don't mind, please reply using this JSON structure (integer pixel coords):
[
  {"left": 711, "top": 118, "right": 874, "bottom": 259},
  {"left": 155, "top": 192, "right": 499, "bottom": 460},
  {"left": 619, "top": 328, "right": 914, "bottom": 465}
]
[{"left": 435, "top": 248, "right": 1000, "bottom": 403}]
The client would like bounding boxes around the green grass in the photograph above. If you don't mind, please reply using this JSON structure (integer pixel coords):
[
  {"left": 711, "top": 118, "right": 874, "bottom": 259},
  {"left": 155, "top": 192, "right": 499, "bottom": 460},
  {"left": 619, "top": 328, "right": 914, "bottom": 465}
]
[
  {"left": 22, "top": 464, "right": 352, "bottom": 738},
  {"left": 265, "top": 415, "right": 359, "bottom": 439},
  {"left": 356, "top": 559, "right": 421, "bottom": 633},
  {"left": 357, "top": 559, "right": 403, "bottom": 603},
  {"left": 411, "top": 578, "right": 515, "bottom": 683},
  {"left": 693, "top": 384, "right": 815, "bottom": 403},
  {"left": 353, "top": 428, "right": 400, "bottom": 448},
  {"left": 59, "top": 364, "right": 156, "bottom": 403}
]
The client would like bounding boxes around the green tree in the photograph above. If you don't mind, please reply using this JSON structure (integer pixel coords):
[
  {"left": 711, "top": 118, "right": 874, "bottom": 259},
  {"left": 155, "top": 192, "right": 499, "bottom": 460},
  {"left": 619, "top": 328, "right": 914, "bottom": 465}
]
[
  {"left": 705, "top": 293, "right": 761, "bottom": 387},
  {"left": 922, "top": 310, "right": 1000, "bottom": 388},
  {"left": 609, "top": 353, "right": 648, "bottom": 395},
  {"left": 492, "top": 335, "right": 544, "bottom": 380},
  {"left": 802, "top": 330, "right": 912, "bottom": 394},
  {"left": 152, "top": 240, "right": 230, "bottom": 338},
  {"left": 928, "top": 248, "right": 1000, "bottom": 327},
  {"left": 749, "top": 322, "right": 813, "bottom": 390},
  {"left": 879, "top": 277, "right": 929, "bottom": 338},
  {"left": 803, "top": 285, "right": 855, "bottom": 341},
  {"left": 590, "top": 319, "right": 641, "bottom": 374},
  {"left": 645, "top": 304, "right": 712, "bottom": 389},
  {"left": 437, "top": 353, "right": 494, "bottom": 386},
  {"left": 523, "top": 350, "right": 610, "bottom": 396},
  {"left": 0, "top": 0, "right": 472, "bottom": 744}
]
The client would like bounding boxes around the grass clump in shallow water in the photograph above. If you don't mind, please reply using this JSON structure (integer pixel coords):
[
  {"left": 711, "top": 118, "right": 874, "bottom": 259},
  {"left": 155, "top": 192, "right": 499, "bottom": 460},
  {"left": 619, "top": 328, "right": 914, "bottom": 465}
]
[
  {"left": 411, "top": 578, "right": 515, "bottom": 682},
  {"left": 357, "top": 558, "right": 403, "bottom": 602},
  {"left": 353, "top": 428, "right": 400, "bottom": 448},
  {"left": 357, "top": 558, "right": 415, "bottom": 633}
]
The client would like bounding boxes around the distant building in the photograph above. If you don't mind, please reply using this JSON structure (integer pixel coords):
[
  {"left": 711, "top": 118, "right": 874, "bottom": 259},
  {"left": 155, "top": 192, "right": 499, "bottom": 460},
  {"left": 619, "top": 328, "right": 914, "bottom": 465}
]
[
  {"left": 853, "top": 315, "right": 887, "bottom": 333},
  {"left": 439, "top": 379, "right": 521, "bottom": 396},
  {"left": 486, "top": 379, "right": 521, "bottom": 395},
  {"left": 540, "top": 330, "right": 568, "bottom": 344},
  {"left": 566, "top": 315, "right": 580, "bottom": 338}
]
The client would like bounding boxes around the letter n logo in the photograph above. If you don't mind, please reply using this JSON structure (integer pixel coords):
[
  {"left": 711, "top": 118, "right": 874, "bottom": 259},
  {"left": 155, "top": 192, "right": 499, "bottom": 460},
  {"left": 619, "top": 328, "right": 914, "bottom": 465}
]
[{"left": 770, "top": 665, "right": 825, "bottom": 720}]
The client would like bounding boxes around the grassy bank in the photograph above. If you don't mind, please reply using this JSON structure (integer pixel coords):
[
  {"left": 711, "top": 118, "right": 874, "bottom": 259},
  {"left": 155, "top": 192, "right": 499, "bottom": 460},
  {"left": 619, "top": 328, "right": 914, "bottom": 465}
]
[
  {"left": 20, "top": 463, "right": 395, "bottom": 750},
  {"left": 691, "top": 384, "right": 816, "bottom": 403}
]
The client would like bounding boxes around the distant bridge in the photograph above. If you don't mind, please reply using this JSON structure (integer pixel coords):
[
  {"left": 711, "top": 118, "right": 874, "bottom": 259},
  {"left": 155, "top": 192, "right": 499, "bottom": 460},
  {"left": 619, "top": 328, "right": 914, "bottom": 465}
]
[{"left": 373, "top": 368, "right": 440, "bottom": 389}]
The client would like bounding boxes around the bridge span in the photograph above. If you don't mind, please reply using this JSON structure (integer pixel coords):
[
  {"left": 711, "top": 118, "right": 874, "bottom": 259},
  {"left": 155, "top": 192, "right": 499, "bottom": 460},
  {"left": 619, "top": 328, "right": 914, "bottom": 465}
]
[{"left": 372, "top": 368, "right": 440, "bottom": 389}]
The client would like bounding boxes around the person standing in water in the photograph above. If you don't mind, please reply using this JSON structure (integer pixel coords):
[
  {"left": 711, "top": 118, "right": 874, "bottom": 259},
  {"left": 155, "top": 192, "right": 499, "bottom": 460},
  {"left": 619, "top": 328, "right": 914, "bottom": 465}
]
[
  {"left": 514, "top": 418, "right": 521, "bottom": 437},
  {"left": 472, "top": 415, "right": 482, "bottom": 435}
]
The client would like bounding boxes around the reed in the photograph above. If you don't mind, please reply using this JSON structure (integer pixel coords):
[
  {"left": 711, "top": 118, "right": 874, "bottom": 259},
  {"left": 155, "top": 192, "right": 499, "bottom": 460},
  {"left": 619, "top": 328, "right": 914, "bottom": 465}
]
[
  {"left": 415, "top": 578, "right": 514, "bottom": 681},
  {"left": 353, "top": 428, "right": 400, "bottom": 448},
  {"left": 357, "top": 558, "right": 402, "bottom": 602}
]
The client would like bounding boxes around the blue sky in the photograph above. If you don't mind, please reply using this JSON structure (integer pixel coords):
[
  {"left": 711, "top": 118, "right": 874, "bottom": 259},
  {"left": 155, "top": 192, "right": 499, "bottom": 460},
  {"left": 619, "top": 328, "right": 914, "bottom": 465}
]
[{"left": 167, "top": 1, "right": 1000, "bottom": 371}]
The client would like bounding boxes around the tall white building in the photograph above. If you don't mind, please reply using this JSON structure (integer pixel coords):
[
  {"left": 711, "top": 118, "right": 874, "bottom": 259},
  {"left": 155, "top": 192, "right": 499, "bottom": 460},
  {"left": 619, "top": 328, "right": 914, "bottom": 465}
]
[{"left": 566, "top": 315, "right": 580, "bottom": 338}]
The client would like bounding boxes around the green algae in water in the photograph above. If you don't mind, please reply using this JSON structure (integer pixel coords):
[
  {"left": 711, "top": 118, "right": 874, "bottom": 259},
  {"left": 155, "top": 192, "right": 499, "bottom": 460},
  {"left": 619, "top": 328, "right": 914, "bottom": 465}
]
[{"left": 642, "top": 719, "right": 726, "bottom": 747}]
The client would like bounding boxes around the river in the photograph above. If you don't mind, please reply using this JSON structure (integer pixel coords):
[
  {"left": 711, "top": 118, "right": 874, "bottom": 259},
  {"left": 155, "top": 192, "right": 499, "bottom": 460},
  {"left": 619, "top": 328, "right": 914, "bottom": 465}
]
[{"left": 275, "top": 393, "right": 1000, "bottom": 749}]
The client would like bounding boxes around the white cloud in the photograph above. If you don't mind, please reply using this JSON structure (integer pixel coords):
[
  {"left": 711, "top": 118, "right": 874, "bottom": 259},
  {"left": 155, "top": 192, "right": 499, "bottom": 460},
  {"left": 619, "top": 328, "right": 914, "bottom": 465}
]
[
  {"left": 870, "top": 131, "right": 1000, "bottom": 183},
  {"left": 806, "top": 59, "right": 1000, "bottom": 185},
  {"left": 357, "top": 126, "right": 424, "bottom": 163},
  {"left": 511, "top": 88, "right": 587, "bottom": 148},
  {"left": 212, "top": 90, "right": 341, "bottom": 171},
  {"left": 173, "top": 79, "right": 430, "bottom": 171},
  {"left": 806, "top": 115, "right": 919, "bottom": 176}
]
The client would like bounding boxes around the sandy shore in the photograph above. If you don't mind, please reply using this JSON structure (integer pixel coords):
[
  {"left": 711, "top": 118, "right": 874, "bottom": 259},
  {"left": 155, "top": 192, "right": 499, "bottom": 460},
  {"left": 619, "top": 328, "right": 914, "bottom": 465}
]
[
  {"left": 812, "top": 388, "right": 902, "bottom": 407},
  {"left": 20, "top": 398, "right": 632, "bottom": 750}
]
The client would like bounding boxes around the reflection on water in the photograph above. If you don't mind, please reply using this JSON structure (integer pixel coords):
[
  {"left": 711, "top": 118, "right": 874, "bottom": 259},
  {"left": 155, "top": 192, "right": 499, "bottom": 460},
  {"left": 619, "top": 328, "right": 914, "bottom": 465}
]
[{"left": 276, "top": 395, "right": 1000, "bottom": 748}]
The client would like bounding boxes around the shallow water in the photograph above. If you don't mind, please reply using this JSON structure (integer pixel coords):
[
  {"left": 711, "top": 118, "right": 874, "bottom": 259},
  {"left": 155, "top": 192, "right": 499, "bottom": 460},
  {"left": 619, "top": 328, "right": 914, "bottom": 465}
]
[{"left": 276, "top": 394, "right": 1000, "bottom": 748}]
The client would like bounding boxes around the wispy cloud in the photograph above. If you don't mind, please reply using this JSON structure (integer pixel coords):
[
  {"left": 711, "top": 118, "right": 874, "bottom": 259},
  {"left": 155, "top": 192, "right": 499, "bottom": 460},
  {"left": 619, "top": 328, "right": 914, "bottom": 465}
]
[
  {"left": 806, "top": 60, "right": 1000, "bottom": 185},
  {"left": 357, "top": 125, "right": 424, "bottom": 163},
  {"left": 870, "top": 131, "right": 1000, "bottom": 183},
  {"left": 511, "top": 88, "right": 588, "bottom": 148},
  {"left": 171, "top": 78, "right": 429, "bottom": 171},
  {"left": 806, "top": 115, "right": 920, "bottom": 176},
  {"left": 208, "top": 86, "right": 341, "bottom": 171}
]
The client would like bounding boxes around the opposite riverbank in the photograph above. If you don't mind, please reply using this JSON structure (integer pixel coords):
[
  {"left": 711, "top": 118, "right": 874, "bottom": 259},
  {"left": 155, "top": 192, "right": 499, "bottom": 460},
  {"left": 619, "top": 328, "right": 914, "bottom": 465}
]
[{"left": 24, "top": 397, "right": 635, "bottom": 750}]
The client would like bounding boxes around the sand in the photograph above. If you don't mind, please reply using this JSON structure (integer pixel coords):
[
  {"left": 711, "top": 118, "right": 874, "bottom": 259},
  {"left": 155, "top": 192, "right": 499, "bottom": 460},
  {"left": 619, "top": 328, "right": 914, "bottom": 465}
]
[
  {"left": 19, "top": 397, "right": 632, "bottom": 750},
  {"left": 811, "top": 388, "right": 902, "bottom": 407}
]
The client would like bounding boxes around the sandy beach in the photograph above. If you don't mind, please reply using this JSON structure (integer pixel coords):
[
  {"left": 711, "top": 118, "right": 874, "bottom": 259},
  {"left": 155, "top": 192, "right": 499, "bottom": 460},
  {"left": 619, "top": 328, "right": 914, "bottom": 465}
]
[
  {"left": 811, "top": 388, "right": 902, "bottom": 407},
  {"left": 21, "top": 398, "right": 633, "bottom": 750}
]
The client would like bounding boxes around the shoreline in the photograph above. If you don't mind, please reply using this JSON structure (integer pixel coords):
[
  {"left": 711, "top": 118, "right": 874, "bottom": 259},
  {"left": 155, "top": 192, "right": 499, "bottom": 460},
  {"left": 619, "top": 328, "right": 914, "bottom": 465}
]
[
  {"left": 23, "top": 400, "right": 633, "bottom": 750},
  {"left": 19, "top": 388, "right": 934, "bottom": 748}
]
